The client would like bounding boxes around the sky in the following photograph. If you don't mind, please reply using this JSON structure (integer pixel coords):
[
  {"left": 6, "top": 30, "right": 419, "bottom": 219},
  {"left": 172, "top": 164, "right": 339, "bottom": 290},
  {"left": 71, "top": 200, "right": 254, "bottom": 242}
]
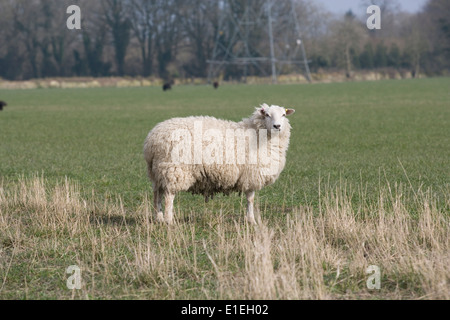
[{"left": 313, "top": 0, "right": 428, "bottom": 15}]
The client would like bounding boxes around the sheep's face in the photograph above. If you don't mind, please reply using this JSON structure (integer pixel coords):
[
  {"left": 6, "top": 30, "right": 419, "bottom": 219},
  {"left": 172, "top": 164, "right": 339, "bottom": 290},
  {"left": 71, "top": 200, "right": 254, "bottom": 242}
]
[{"left": 259, "top": 104, "right": 295, "bottom": 132}]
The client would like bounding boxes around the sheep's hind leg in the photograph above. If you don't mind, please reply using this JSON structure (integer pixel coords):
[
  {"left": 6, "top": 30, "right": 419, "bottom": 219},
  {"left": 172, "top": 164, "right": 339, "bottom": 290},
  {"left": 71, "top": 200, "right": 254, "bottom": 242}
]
[
  {"left": 164, "top": 192, "right": 176, "bottom": 224},
  {"left": 153, "top": 186, "right": 164, "bottom": 223},
  {"left": 246, "top": 191, "right": 257, "bottom": 225}
]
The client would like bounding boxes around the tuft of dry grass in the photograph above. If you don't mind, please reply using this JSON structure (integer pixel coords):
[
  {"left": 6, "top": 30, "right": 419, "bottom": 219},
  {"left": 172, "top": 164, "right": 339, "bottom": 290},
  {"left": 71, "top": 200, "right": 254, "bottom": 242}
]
[{"left": 0, "top": 176, "right": 448, "bottom": 299}]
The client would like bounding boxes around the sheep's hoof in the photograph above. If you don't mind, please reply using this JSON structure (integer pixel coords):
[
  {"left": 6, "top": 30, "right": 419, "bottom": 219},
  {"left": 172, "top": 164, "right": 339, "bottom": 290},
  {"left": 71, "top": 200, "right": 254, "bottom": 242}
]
[
  {"left": 246, "top": 216, "right": 258, "bottom": 225},
  {"left": 165, "top": 218, "right": 175, "bottom": 225},
  {"left": 155, "top": 212, "right": 165, "bottom": 223}
]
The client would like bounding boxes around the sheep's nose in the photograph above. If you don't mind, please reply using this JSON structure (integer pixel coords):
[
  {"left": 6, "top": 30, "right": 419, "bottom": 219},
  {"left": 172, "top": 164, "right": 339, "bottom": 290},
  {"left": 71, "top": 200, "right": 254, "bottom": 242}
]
[{"left": 273, "top": 124, "right": 281, "bottom": 130}]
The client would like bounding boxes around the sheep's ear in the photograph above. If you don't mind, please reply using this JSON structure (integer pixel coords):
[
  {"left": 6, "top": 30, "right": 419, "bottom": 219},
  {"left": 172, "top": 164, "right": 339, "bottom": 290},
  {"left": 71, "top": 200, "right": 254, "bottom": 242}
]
[
  {"left": 286, "top": 109, "right": 295, "bottom": 116},
  {"left": 259, "top": 103, "right": 269, "bottom": 116}
]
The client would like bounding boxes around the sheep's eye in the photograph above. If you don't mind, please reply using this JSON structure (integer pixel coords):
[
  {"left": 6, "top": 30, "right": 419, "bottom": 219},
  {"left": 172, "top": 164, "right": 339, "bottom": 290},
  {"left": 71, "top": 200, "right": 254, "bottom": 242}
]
[
  {"left": 282, "top": 114, "right": 286, "bottom": 117},
  {"left": 265, "top": 114, "right": 271, "bottom": 118}
]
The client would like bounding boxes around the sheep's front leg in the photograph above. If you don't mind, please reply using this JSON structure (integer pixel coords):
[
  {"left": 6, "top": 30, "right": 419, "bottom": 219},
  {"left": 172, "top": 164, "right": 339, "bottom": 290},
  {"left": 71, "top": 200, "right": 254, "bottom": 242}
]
[
  {"left": 153, "top": 187, "right": 164, "bottom": 223},
  {"left": 246, "top": 191, "right": 257, "bottom": 225},
  {"left": 164, "top": 192, "right": 175, "bottom": 224}
]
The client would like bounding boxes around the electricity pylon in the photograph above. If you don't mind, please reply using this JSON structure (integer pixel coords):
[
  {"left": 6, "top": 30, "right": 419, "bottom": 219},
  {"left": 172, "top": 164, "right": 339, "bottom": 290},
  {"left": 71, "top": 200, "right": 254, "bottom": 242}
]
[{"left": 207, "top": 0, "right": 312, "bottom": 84}]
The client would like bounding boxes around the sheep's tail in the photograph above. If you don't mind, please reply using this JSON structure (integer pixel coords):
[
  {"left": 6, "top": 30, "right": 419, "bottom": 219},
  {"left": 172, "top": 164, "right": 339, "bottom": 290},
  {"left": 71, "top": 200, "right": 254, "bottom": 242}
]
[{"left": 143, "top": 138, "right": 154, "bottom": 181}]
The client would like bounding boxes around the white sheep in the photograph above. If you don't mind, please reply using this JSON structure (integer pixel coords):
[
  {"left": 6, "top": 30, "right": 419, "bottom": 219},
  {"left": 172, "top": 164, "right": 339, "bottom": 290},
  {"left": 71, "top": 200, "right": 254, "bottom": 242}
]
[{"left": 143, "top": 103, "right": 295, "bottom": 224}]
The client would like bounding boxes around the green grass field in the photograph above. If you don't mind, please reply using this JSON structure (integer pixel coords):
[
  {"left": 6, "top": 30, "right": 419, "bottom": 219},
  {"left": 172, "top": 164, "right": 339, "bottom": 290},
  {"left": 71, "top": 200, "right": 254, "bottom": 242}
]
[
  {"left": 0, "top": 78, "right": 449, "bottom": 299},
  {"left": 1, "top": 78, "right": 449, "bottom": 208}
]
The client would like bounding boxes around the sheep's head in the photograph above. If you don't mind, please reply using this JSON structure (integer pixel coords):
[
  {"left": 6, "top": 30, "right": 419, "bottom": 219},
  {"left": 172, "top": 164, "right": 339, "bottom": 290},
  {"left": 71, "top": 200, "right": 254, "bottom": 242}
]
[{"left": 258, "top": 103, "right": 295, "bottom": 132}]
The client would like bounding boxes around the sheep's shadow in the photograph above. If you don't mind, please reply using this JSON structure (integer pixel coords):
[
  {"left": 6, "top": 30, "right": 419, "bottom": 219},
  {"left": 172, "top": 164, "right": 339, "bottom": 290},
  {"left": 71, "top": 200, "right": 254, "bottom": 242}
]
[{"left": 89, "top": 213, "right": 137, "bottom": 227}]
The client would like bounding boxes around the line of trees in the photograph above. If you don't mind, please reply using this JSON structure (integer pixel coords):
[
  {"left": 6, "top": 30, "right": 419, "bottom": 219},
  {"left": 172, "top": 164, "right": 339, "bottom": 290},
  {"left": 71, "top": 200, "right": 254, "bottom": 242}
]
[{"left": 0, "top": 0, "right": 448, "bottom": 81}]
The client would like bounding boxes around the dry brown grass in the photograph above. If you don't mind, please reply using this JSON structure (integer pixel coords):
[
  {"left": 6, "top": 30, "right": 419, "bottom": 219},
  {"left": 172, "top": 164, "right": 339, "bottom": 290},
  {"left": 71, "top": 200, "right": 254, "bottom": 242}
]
[{"left": 0, "top": 176, "right": 448, "bottom": 299}]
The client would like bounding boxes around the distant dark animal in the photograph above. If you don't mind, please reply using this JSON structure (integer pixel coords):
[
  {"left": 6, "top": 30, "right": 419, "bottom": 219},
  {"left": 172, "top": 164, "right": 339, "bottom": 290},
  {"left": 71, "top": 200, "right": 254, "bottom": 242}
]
[
  {"left": 163, "top": 82, "right": 172, "bottom": 91},
  {"left": 0, "top": 101, "right": 7, "bottom": 111},
  {"left": 213, "top": 82, "right": 219, "bottom": 89}
]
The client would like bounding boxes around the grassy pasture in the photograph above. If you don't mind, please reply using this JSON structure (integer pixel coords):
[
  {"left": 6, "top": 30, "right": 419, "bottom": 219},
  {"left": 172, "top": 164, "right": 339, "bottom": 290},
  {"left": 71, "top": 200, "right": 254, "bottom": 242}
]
[{"left": 0, "top": 78, "right": 449, "bottom": 299}]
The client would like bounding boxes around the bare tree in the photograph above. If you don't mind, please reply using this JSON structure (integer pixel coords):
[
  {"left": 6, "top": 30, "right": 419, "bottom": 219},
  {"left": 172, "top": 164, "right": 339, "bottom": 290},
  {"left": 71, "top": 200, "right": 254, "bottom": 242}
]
[
  {"left": 11, "top": 0, "right": 44, "bottom": 78},
  {"left": 4, "top": 0, "right": 80, "bottom": 78},
  {"left": 40, "top": 0, "right": 77, "bottom": 77},
  {"left": 331, "top": 11, "right": 367, "bottom": 78},
  {"left": 402, "top": 14, "right": 428, "bottom": 77},
  {"left": 0, "top": 0, "right": 25, "bottom": 79},
  {"left": 179, "top": 0, "right": 218, "bottom": 77},
  {"left": 102, "top": 0, "right": 132, "bottom": 76},
  {"left": 153, "top": 0, "right": 182, "bottom": 80},
  {"left": 127, "top": 0, "right": 156, "bottom": 76},
  {"left": 422, "top": 0, "right": 450, "bottom": 71}
]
